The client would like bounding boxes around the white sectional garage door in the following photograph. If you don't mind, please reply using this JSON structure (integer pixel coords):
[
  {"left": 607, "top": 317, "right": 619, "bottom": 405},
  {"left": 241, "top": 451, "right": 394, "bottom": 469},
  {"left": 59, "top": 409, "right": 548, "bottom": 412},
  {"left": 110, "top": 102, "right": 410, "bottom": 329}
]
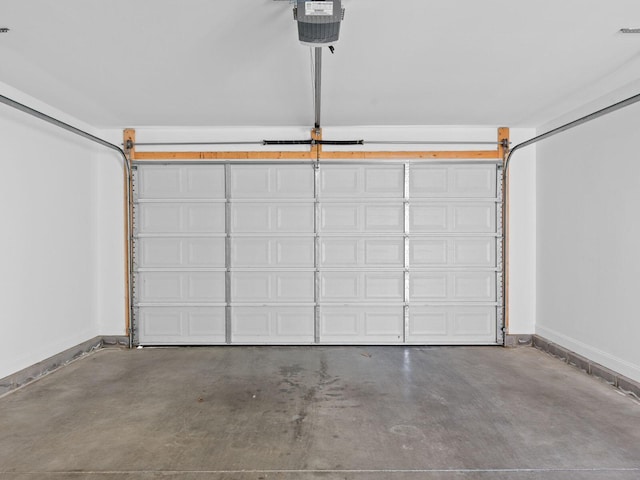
[{"left": 133, "top": 161, "right": 503, "bottom": 345}]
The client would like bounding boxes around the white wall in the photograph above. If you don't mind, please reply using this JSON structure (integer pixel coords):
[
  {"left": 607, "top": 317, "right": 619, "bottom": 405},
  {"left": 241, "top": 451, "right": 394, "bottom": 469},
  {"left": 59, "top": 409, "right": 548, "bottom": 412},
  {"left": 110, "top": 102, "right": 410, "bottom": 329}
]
[
  {"left": 95, "top": 147, "right": 126, "bottom": 336},
  {"left": 536, "top": 82, "right": 640, "bottom": 383},
  {"left": 506, "top": 129, "right": 536, "bottom": 335},
  {"left": 0, "top": 86, "right": 126, "bottom": 379}
]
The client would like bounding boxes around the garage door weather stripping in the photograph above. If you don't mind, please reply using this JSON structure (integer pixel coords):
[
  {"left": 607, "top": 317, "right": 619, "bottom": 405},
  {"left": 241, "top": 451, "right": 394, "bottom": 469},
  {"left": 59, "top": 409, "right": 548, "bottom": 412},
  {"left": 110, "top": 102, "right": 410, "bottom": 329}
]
[{"left": 132, "top": 162, "right": 504, "bottom": 346}]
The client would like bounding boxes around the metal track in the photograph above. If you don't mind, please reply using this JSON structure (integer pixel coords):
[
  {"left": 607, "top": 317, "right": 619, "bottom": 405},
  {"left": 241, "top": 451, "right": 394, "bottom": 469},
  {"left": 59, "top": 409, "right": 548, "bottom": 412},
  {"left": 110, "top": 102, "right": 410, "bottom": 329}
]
[{"left": 505, "top": 91, "right": 640, "bottom": 172}]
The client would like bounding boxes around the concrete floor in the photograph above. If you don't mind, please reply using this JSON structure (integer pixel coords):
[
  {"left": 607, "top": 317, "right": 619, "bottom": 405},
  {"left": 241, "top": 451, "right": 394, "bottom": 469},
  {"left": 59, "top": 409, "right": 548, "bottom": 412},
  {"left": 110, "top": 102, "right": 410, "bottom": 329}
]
[{"left": 0, "top": 346, "right": 639, "bottom": 480}]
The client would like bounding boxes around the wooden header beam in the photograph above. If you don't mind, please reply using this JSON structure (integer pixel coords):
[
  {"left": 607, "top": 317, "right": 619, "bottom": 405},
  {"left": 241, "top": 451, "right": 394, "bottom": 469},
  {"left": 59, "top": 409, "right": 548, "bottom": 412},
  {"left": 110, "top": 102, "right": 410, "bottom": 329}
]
[
  {"left": 123, "top": 128, "right": 136, "bottom": 161},
  {"left": 498, "top": 127, "right": 509, "bottom": 161},
  {"left": 311, "top": 128, "right": 322, "bottom": 159},
  {"left": 131, "top": 150, "right": 501, "bottom": 160}
]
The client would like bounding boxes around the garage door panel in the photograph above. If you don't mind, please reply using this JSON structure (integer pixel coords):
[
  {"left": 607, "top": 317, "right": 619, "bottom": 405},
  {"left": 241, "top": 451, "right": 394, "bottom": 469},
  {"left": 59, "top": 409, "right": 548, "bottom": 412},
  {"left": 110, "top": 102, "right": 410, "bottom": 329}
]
[
  {"left": 410, "top": 272, "right": 495, "bottom": 302},
  {"left": 320, "top": 306, "right": 403, "bottom": 343},
  {"left": 320, "top": 204, "right": 359, "bottom": 232},
  {"left": 410, "top": 239, "right": 448, "bottom": 265},
  {"left": 138, "top": 237, "right": 225, "bottom": 268},
  {"left": 231, "top": 272, "right": 314, "bottom": 303},
  {"left": 320, "top": 271, "right": 404, "bottom": 302},
  {"left": 453, "top": 310, "right": 495, "bottom": 336},
  {"left": 453, "top": 238, "right": 495, "bottom": 266},
  {"left": 410, "top": 204, "right": 448, "bottom": 232},
  {"left": 320, "top": 272, "right": 359, "bottom": 300},
  {"left": 134, "top": 162, "right": 501, "bottom": 346},
  {"left": 411, "top": 165, "right": 496, "bottom": 198},
  {"left": 320, "top": 237, "right": 404, "bottom": 268},
  {"left": 452, "top": 166, "right": 496, "bottom": 197},
  {"left": 231, "top": 203, "right": 314, "bottom": 233},
  {"left": 365, "top": 238, "right": 405, "bottom": 266},
  {"left": 276, "top": 205, "right": 315, "bottom": 231},
  {"left": 453, "top": 204, "right": 495, "bottom": 232},
  {"left": 320, "top": 238, "right": 359, "bottom": 266},
  {"left": 138, "top": 237, "right": 182, "bottom": 267},
  {"left": 408, "top": 306, "right": 496, "bottom": 343},
  {"left": 410, "top": 237, "right": 495, "bottom": 267},
  {"left": 232, "top": 237, "right": 314, "bottom": 268},
  {"left": 231, "top": 238, "right": 270, "bottom": 267},
  {"left": 139, "top": 307, "right": 226, "bottom": 344},
  {"left": 365, "top": 274, "right": 404, "bottom": 300},
  {"left": 411, "top": 202, "right": 495, "bottom": 233},
  {"left": 364, "top": 166, "right": 405, "bottom": 197},
  {"left": 138, "top": 203, "right": 225, "bottom": 234},
  {"left": 365, "top": 205, "right": 405, "bottom": 231},
  {"left": 230, "top": 165, "right": 314, "bottom": 199},
  {"left": 321, "top": 203, "right": 404, "bottom": 233},
  {"left": 141, "top": 308, "right": 182, "bottom": 336},
  {"left": 408, "top": 310, "right": 448, "bottom": 336},
  {"left": 231, "top": 204, "right": 270, "bottom": 232},
  {"left": 275, "top": 238, "right": 315, "bottom": 266},
  {"left": 138, "top": 271, "right": 225, "bottom": 303},
  {"left": 232, "top": 307, "right": 314, "bottom": 343},
  {"left": 454, "top": 272, "right": 495, "bottom": 300},
  {"left": 319, "top": 165, "right": 404, "bottom": 198},
  {"left": 410, "top": 273, "right": 448, "bottom": 299},
  {"left": 322, "top": 309, "right": 359, "bottom": 335},
  {"left": 137, "top": 165, "right": 225, "bottom": 199},
  {"left": 233, "top": 309, "right": 270, "bottom": 336}
]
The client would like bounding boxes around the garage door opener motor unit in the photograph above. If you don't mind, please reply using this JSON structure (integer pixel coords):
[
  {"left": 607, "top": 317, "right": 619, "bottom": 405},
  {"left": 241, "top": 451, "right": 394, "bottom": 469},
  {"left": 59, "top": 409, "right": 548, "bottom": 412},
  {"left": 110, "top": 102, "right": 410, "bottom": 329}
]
[{"left": 294, "top": 0, "right": 344, "bottom": 46}]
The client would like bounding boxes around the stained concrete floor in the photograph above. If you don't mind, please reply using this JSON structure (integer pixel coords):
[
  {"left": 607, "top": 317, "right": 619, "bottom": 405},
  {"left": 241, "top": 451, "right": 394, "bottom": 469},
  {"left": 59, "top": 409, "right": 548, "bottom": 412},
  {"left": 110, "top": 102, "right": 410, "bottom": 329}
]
[{"left": 0, "top": 346, "right": 639, "bottom": 480}]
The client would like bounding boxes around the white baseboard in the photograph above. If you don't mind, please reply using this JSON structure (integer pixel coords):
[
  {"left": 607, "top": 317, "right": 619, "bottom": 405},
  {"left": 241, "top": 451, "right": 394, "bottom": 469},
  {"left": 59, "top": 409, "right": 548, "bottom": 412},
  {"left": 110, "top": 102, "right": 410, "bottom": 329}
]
[{"left": 536, "top": 325, "right": 640, "bottom": 383}]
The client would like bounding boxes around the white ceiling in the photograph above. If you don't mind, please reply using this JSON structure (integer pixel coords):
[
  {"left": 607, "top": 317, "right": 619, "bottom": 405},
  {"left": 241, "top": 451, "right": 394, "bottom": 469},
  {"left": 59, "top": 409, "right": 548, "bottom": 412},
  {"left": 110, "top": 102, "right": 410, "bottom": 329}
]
[{"left": 2, "top": 0, "right": 640, "bottom": 128}]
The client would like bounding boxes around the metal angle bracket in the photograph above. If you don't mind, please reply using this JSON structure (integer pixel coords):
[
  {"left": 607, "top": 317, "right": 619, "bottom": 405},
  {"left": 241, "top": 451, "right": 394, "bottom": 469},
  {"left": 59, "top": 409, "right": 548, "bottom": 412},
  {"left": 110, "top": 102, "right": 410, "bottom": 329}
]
[
  {"left": 130, "top": 166, "right": 140, "bottom": 345},
  {"left": 132, "top": 306, "right": 140, "bottom": 345},
  {"left": 496, "top": 165, "right": 505, "bottom": 345}
]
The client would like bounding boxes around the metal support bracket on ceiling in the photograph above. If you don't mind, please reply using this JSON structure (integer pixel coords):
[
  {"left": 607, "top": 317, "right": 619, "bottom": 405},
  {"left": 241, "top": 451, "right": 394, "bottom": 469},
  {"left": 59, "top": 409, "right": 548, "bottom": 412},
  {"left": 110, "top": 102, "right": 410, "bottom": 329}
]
[{"left": 314, "top": 47, "right": 322, "bottom": 129}]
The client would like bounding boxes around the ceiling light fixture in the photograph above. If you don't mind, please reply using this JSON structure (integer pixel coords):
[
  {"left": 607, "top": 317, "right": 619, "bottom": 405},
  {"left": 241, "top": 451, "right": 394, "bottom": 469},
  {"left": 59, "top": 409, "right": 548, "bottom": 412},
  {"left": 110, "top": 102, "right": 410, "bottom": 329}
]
[{"left": 620, "top": 28, "right": 640, "bottom": 34}]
